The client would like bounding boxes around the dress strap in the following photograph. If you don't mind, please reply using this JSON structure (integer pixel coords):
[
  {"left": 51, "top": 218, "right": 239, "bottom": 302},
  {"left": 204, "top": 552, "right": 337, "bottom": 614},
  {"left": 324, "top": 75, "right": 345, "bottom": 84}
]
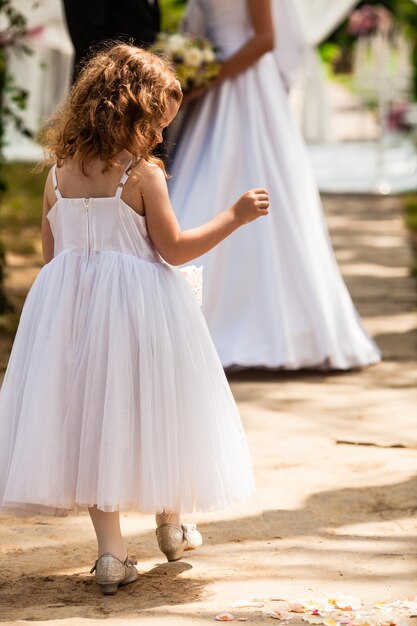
[
  {"left": 115, "top": 159, "right": 133, "bottom": 199},
  {"left": 51, "top": 165, "right": 62, "bottom": 199}
]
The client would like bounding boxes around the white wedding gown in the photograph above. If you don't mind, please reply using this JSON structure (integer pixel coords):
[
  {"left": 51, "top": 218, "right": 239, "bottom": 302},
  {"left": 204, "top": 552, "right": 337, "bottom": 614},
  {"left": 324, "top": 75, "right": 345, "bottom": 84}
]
[{"left": 169, "top": 0, "right": 381, "bottom": 370}]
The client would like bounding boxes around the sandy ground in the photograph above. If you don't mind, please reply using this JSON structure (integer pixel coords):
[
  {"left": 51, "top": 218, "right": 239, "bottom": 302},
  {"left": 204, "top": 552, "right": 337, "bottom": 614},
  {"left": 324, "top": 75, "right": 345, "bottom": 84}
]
[{"left": 0, "top": 194, "right": 416, "bottom": 625}]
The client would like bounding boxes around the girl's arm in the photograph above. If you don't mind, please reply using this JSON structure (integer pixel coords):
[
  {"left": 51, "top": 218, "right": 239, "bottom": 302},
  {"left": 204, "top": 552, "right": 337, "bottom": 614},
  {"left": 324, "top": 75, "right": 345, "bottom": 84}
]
[
  {"left": 141, "top": 165, "right": 269, "bottom": 266},
  {"left": 215, "top": 0, "right": 275, "bottom": 84},
  {"left": 42, "top": 172, "right": 55, "bottom": 263}
]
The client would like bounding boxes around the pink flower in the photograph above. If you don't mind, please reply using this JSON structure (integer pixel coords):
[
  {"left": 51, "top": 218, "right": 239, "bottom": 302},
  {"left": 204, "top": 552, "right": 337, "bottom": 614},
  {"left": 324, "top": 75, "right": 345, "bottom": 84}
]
[
  {"left": 387, "top": 102, "right": 411, "bottom": 132},
  {"left": 347, "top": 4, "right": 393, "bottom": 37}
]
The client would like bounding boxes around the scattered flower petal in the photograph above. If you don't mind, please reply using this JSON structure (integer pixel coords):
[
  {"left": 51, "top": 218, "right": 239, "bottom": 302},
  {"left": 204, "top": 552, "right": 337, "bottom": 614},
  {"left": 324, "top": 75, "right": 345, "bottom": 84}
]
[
  {"left": 230, "top": 599, "right": 266, "bottom": 608},
  {"left": 379, "top": 616, "right": 398, "bottom": 626},
  {"left": 263, "top": 610, "right": 286, "bottom": 619},
  {"left": 221, "top": 592, "right": 417, "bottom": 626},
  {"left": 272, "top": 601, "right": 292, "bottom": 612},
  {"left": 327, "top": 594, "right": 362, "bottom": 611},
  {"left": 350, "top": 615, "right": 371, "bottom": 626}
]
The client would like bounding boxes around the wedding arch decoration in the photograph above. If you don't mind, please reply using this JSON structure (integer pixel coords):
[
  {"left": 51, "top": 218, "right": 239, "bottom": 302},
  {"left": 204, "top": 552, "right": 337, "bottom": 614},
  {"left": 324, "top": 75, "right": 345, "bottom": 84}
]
[
  {"left": 291, "top": 0, "right": 417, "bottom": 141},
  {"left": 298, "top": 0, "right": 417, "bottom": 193}
]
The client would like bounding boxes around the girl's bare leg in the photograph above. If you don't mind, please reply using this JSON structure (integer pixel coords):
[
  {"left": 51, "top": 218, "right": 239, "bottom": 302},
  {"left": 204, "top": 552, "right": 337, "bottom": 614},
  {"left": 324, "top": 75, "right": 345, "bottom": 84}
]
[
  {"left": 88, "top": 506, "right": 127, "bottom": 561},
  {"left": 155, "top": 510, "right": 202, "bottom": 561},
  {"left": 155, "top": 511, "right": 181, "bottom": 527}
]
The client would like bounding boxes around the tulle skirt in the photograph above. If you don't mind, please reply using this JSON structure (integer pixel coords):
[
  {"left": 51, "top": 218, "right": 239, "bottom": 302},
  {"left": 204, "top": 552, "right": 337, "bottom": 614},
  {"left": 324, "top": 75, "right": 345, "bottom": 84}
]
[{"left": 0, "top": 250, "right": 255, "bottom": 515}]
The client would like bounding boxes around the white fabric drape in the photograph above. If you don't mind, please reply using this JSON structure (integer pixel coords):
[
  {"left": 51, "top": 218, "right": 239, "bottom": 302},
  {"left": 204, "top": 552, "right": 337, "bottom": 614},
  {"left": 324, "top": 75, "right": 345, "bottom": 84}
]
[
  {"left": 292, "top": 0, "right": 359, "bottom": 46},
  {"left": 5, "top": 0, "right": 73, "bottom": 157},
  {"left": 289, "top": 0, "right": 359, "bottom": 141},
  {"left": 272, "top": 0, "right": 310, "bottom": 90}
]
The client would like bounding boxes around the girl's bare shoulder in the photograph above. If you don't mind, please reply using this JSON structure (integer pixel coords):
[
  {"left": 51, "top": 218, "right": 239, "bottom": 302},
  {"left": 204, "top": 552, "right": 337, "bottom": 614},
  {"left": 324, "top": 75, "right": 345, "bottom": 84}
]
[
  {"left": 133, "top": 159, "right": 165, "bottom": 183},
  {"left": 128, "top": 159, "right": 167, "bottom": 197},
  {"left": 123, "top": 160, "right": 165, "bottom": 214}
]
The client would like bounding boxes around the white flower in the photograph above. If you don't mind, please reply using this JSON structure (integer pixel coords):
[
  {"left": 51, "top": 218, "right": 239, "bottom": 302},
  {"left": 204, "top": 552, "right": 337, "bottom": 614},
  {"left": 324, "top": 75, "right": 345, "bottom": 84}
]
[
  {"left": 183, "top": 47, "right": 204, "bottom": 68},
  {"left": 202, "top": 47, "right": 216, "bottom": 63},
  {"left": 176, "top": 44, "right": 188, "bottom": 58},
  {"left": 166, "top": 34, "right": 188, "bottom": 54}
]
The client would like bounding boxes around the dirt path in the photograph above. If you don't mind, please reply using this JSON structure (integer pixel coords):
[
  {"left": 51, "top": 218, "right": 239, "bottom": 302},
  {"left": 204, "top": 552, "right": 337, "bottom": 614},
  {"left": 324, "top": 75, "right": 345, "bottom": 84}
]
[{"left": 0, "top": 195, "right": 416, "bottom": 625}]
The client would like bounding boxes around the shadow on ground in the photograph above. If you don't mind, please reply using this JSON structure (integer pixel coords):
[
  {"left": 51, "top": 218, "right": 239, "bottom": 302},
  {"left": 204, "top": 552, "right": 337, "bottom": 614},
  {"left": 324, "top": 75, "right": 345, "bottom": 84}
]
[{"left": 1, "top": 474, "right": 416, "bottom": 622}]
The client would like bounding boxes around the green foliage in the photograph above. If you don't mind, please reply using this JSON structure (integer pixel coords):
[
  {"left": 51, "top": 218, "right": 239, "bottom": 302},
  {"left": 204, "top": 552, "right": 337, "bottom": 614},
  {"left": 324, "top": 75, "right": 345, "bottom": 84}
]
[
  {"left": 0, "top": 1, "right": 33, "bottom": 157},
  {"left": 0, "top": 0, "right": 27, "bottom": 39},
  {"left": 0, "top": 0, "right": 33, "bottom": 314},
  {"left": 160, "top": 0, "right": 187, "bottom": 31},
  {"left": 404, "top": 195, "right": 417, "bottom": 229},
  {"left": 0, "top": 240, "right": 13, "bottom": 313},
  {"left": 319, "top": 42, "right": 348, "bottom": 79},
  {"left": 319, "top": 43, "right": 341, "bottom": 66},
  {"left": 1, "top": 162, "right": 45, "bottom": 233},
  {"left": 0, "top": 162, "right": 45, "bottom": 341},
  {"left": 403, "top": 195, "right": 417, "bottom": 278}
]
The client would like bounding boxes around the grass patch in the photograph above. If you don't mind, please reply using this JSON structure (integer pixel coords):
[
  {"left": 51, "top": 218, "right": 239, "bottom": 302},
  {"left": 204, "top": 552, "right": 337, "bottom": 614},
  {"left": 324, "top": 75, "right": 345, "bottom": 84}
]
[
  {"left": 403, "top": 194, "right": 417, "bottom": 277},
  {"left": 1, "top": 162, "right": 46, "bottom": 252},
  {"left": 0, "top": 312, "right": 20, "bottom": 337},
  {"left": 0, "top": 162, "right": 45, "bottom": 356}
]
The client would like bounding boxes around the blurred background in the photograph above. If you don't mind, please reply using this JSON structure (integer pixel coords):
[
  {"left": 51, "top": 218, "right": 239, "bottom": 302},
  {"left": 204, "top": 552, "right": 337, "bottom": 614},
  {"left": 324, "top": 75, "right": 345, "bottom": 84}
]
[{"left": 1, "top": 0, "right": 417, "bottom": 366}]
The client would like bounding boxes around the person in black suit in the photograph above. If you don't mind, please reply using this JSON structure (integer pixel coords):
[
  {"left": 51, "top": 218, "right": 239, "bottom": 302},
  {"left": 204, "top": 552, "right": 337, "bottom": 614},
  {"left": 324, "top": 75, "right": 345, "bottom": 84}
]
[{"left": 63, "top": 0, "right": 161, "bottom": 82}]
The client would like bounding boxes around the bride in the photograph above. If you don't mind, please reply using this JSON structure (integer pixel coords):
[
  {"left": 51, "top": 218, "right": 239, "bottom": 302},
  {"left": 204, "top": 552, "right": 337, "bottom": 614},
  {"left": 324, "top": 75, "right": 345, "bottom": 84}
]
[{"left": 168, "top": 0, "right": 380, "bottom": 370}]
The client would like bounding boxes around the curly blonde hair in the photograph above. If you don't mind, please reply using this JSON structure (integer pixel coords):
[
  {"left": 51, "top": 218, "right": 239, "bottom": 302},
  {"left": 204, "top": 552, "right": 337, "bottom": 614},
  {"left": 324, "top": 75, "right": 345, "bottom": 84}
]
[{"left": 41, "top": 43, "right": 182, "bottom": 174}]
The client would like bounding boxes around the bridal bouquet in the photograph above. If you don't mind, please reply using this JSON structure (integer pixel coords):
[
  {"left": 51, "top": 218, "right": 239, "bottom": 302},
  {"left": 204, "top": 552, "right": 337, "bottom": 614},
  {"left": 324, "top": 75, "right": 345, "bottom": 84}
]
[{"left": 152, "top": 33, "right": 220, "bottom": 93}]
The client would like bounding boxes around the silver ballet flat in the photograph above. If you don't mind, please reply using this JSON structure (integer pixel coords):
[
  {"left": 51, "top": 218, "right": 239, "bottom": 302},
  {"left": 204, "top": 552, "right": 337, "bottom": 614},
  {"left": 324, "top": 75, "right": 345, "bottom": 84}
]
[
  {"left": 156, "top": 523, "right": 203, "bottom": 562},
  {"left": 90, "top": 553, "right": 138, "bottom": 595}
]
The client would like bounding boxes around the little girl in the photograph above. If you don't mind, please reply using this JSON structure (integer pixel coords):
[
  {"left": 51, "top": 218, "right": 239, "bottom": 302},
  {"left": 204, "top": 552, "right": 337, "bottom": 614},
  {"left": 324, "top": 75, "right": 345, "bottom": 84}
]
[{"left": 0, "top": 44, "right": 269, "bottom": 595}]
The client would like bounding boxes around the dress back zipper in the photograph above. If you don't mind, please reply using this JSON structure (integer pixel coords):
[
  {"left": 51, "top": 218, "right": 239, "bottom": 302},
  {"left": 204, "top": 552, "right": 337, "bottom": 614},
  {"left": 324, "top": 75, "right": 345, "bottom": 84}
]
[{"left": 83, "top": 198, "right": 91, "bottom": 260}]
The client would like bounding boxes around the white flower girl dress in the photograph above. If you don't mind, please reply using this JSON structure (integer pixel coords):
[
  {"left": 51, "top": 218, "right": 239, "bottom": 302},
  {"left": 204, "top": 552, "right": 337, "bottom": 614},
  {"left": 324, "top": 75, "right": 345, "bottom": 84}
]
[{"left": 0, "top": 162, "right": 255, "bottom": 515}]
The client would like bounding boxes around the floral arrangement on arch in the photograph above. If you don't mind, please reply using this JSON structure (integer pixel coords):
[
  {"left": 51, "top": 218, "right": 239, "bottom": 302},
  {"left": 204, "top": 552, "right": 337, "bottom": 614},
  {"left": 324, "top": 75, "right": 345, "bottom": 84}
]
[
  {"left": 347, "top": 4, "right": 394, "bottom": 38},
  {"left": 151, "top": 32, "right": 220, "bottom": 94},
  {"left": 387, "top": 102, "right": 412, "bottom": 133},
  {"left": 386, "top": 102, "right": 417, "bottom": 146}
]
